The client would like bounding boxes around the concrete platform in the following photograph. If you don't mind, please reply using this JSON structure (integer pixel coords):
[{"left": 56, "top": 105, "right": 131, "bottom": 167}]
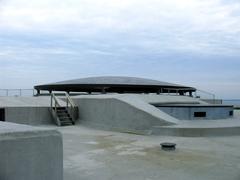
[
  {"left": 0, "top": 122, "right": 63, "bottom": 180},
  {"left": 50, "top": 124, "right": 240, "bottom": 180}
]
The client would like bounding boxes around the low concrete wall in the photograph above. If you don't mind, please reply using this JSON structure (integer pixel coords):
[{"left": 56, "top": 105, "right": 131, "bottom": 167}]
[
  {"left": 135, "top": 94, "right": 207, "bottom": 104},
  {"left": 157, "top": 106, "right": 233, "bottom": 120},
  {"left": 0, "top": 122, "right": 63, "bottom": 180},
  {"left": 4, "top": 107, "right": 53, "bottom": 125},
  {"left": 201, "top": 99, "right": 223, "bottom": 104},
  {"left": 73, "top": 95, "right": 178, "bottom": 134}
]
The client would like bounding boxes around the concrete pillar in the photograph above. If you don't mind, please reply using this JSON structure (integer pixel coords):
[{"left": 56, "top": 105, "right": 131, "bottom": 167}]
[
  {"left": 101, "top": 88, "right": 106, "bottom": 94},
  {"left": 189, "top": 91, "right": 193, "bottom": 97},
  {"left": 37, "top": 89, "right": 40, "bottom": 96},
  {"left": 179, "top": 91, "right": 184, "bottom": 96}
]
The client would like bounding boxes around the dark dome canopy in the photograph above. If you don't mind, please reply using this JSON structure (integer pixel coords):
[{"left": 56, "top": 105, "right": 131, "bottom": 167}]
[{"left": 34, "top": 76, "right": 196, "bottom": 94}]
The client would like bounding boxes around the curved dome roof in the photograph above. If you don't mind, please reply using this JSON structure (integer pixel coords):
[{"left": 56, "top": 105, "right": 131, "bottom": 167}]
[{"left": 35, "top": 76, "right": 196, "bottom": 93}]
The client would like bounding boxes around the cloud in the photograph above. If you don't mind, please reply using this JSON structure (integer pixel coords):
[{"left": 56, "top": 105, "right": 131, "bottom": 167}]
[
  {"left": 0, "top": 0, "right": 239, "bottom": 98},
  {"left": 1, "top": 0, "right": 239, "bottom": 34},
  {"left": 1, "top": 0, "right": 240, "bottom": 56}
]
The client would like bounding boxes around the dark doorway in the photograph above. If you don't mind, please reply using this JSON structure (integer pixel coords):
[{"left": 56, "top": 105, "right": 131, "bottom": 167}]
[{"left": 0, "top": 109, "right": 5, "bottom": 121}]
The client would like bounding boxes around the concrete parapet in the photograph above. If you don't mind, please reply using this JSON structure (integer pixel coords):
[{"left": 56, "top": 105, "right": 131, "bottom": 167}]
[
  {"left": 0, "top": 122, "right": 63, "bottom": 180},
  {"left": 201, "top": 99, "right": 223, "bottom": 104},
  {"left": 4, "top": 107, "right": 53, "bottom": 125}
]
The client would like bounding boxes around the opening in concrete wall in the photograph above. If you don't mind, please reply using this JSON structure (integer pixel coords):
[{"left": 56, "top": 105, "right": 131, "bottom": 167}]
[
  {"left": 194, "top": 112, "right": 206, "bottom": 118},
  {"left": 0, "top": 108, "right": 5, "bottom": 121}
]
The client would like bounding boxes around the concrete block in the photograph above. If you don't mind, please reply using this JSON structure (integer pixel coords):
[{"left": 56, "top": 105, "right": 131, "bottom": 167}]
[{"left": 0, "top": 122, "right": 63, "bottom": 180}]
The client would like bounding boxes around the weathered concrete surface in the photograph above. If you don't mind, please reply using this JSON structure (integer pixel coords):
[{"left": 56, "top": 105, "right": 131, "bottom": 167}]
[
  {"left": 73, "top": 94, "right": 179, "bottom": 134},
  {"left": 56, "top": 124, "right": 240, "bottom": 180},
  {"left": 0, "top": 122, "right": 63, "bottom": 180}
]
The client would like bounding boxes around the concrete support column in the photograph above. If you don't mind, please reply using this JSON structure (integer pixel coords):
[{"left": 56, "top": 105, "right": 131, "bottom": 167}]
[
  {"left": 189, "top": 91, "right": 193, "bottom": 97},
  {"left": 37, "top": 89, "right": 40, "bottom": 96},
  {"left": 101, "top": 88, "right": 106, "bottom": 94}
]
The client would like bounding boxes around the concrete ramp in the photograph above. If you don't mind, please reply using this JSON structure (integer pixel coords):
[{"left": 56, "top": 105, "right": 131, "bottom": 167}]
[{"left": 73, "top": 94, "right": 179, "bottom": 134}]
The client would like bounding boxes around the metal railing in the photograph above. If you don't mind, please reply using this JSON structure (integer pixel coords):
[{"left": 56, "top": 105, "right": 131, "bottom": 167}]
[
  {"left": 193, "top": 89, "right": 222, "bottom": 104},
  {"left": 0, "top": 89, "right": 36, "bottom": 96},
  {"left": 65, "top": 92, "right": 78, "bottom": 122},
  {"left": 160, "top": 88, "right": 194, "bottom": 96},
  {"left": 50, "top": 93, "right": 62, "bottom": 126},
  {"left": 194, "top": 89, "right": 215, "bottom": 100}
]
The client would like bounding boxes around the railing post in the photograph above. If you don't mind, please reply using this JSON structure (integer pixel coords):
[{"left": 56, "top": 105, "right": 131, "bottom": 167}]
[{"left": 51, "top": 94, "right": 52, "bottom": 108}]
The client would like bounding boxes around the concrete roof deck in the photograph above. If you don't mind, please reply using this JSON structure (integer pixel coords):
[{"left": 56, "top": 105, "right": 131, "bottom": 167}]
[{"left": 51, "top": 112, "right": 240, "bottom": 180}]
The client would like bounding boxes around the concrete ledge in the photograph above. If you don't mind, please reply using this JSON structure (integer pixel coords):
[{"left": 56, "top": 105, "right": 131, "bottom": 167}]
[
  {"left": 0, "top": 122, "right": 63, "bottom": 180},
  {"left": 152, "top": 120, "right": 240, "bottom": 137}
]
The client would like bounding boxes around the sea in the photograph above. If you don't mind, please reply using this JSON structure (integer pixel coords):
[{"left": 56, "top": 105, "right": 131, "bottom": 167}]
[{"left": 222, "top": 99, "right": 240, "bottom": 106}]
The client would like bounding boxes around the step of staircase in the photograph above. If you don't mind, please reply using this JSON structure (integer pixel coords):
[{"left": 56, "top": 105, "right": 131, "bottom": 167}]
[{"left": 52, "top": 107, "right": 74, "bottom": 126}]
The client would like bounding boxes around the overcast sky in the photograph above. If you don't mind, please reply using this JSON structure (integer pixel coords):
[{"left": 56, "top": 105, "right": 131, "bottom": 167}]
[{"left": 0, "top": 0, "right": 239, "bottom": 98}]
